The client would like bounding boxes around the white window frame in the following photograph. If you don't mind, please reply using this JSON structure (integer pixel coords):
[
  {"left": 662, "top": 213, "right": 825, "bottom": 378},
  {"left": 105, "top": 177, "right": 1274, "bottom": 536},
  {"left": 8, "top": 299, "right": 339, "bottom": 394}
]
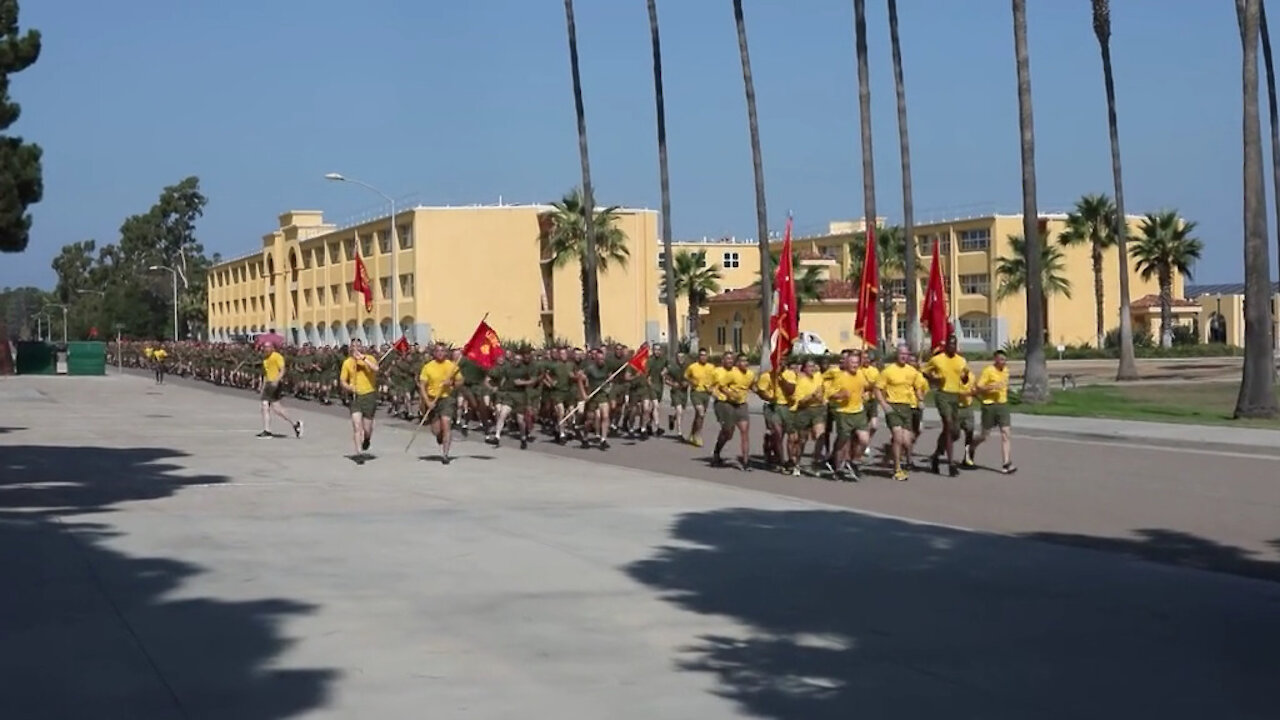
[
  {"left": 959, "top": 273, "right": 990, "bottom": 296},
  {"left": 722, "top": 251, "right": 740, "bottom": 269}
]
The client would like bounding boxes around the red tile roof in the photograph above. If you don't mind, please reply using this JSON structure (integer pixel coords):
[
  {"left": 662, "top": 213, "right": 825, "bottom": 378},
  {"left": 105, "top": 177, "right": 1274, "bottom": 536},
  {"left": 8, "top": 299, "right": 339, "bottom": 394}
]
[
  {"left": 1131, "top": 293, "right": 1199, "bottom": 309},
  {"left": 707, "top": 280, "right": 860, "bottom": 304}
]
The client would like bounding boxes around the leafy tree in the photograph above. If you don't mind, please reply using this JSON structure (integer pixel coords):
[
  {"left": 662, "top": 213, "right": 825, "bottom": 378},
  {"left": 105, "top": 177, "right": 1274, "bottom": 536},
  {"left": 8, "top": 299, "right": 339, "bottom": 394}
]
[
  {"left": 540, "top": 188, "right": 629, "bottom": 337},
  {"left": 1057, "top": 194, "right": 1117, "bottom": 350},
  {"left": 50, "top": 240, "right": 97, "bottom": 303},
  {"left": 1129, "top": 210, "right": 1203, "bottom": 349},
  {"left": 0, "top": 0, "right": 42, "bottom": 254},
  {"left": 759, "top": 248, "right": 826, "bottom": 311},
  {"left": 660, "top": 249, "right": 722, "bottom": 348}
]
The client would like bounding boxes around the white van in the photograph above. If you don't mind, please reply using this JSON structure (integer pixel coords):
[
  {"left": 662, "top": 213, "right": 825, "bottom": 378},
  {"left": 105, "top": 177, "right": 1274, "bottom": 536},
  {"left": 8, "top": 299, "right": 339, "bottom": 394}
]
[{"left": 793, "top": 331, "right": 829, "bottom": 356}]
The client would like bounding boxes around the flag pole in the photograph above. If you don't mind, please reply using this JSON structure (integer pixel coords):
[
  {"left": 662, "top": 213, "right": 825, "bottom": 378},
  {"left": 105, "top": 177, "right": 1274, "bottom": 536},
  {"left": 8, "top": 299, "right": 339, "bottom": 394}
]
[{"left": 559, "top": 361, "right": 631, "bottom": 427}]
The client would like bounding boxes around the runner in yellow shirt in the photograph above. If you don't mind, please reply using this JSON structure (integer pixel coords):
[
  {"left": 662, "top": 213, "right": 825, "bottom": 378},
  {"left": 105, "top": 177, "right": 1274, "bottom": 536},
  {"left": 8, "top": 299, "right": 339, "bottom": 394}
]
[
  {"left": 682, "top": 349, "right": 718, "bottom": 447},
  {"left": 817, "top": 354, "right": 846, "bottom": 472},
  {"left": 874, "top": 344, "right": 929, "bottom": 481},
  {"left": 780, "top": 357, "right": 827, "bottom": 477},
  {"left": 710, "top": 353, "right": 756, "bottom": 470},
  {"left": 258, "top": 343, "right": 303, "bottom": 439},
  {"left": 825, "top": 352, "right": 871, "bottom": 480},
  {"left": 969, "top": 349, "right": 1017, "bottom": 474},
  {"left": 924, "top": 334, "right": 968, "bottom": 476},
  {"left": 340, "top": 339, "right": 380, "bottom": 463},
  {"left": 755, "top": 370, "right": 783, "bottom": 469},
  {"left": 858, "top": 350, "right": 881, "bottom": 461},
  {"left": 418, "top": 343, "right": 463, "bottom": 465},
  {"left": 954, "top": 368, "right": 977, "bottom": 469}
]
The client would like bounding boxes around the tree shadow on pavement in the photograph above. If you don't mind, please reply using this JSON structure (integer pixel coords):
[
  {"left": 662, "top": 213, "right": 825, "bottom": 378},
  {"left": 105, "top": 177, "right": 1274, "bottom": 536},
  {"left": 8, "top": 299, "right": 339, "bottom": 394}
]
[
  {"left": 1019, "top": 528, "right": 1280, "bottom": 584},
  {"left": 626, "top": 508, "right": 1280, "bottom": 720},
  {"left": 0, "top": 445, "right": 336, "bottom": 719}
]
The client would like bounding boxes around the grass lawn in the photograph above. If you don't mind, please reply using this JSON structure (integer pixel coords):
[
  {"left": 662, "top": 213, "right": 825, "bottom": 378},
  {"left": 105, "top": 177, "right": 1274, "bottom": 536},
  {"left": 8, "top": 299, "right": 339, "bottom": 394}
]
[{"left": 1012, "top": 381, "right": 1280, "bottom": 430}]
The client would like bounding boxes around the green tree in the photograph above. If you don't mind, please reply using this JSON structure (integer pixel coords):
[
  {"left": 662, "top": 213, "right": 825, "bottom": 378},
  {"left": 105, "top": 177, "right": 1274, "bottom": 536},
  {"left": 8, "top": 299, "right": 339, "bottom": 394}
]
[
  {"left": 50, "top": 240, "right": 98, "bottom": 304},
  {"left": 562, "top": 0, "right": 602, "bottom": 346},
  {"left": 732, "top": 0, "right": 773, "bottom": 360},
  {"left": 660, "top": 249, "right": 722, "bottom": 349},
  {"left": 1011, "top": 0, "right": 1049, "bottom": 402},
  {"left": 996, "top": 233, "right": 1071, "bottom": 343},
  {"left": 1129, "top": 211, "right": 1203, "bottom": 349},
  {"left": 541, "top": 189, "right": 629, "bottom": 333},
  {"left": 0, "top": 0, "right": 42, "bottom": 254},
  {"left": 847, "top": 225, "right": 907, "bottom": 282},
  {"left": 1056, "top": 194, "right": 1116, "bottom": 349},
  {"left": 1090, "top": 0, "right": 1139, "bottom": 381}
]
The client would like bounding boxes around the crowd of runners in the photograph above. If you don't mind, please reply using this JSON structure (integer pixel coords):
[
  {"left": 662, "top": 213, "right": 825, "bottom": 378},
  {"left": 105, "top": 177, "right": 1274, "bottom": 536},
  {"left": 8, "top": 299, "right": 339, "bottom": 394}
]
[{"left": 116, "top": 336, "right": 1016, "bottom": 478}]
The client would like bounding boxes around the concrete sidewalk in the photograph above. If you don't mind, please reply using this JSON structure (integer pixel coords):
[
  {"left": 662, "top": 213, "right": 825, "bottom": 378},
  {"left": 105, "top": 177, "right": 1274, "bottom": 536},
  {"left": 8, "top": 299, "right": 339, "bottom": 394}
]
[{"left": 2, "top": 374, "right": 1278, "bottom": 719}]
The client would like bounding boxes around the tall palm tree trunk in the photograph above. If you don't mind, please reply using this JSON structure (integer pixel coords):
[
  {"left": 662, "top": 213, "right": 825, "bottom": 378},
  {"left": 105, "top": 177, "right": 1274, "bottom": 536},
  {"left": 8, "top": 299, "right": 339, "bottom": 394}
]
[
  {"left": 1011, "top": 0, "right": 1048, "bottom": 402},
  {"left": 1091, "top": 245, "right": 1105, "bottom": 350},
  {"left": 1235, "top": 0, "right": 1279, "bottom": 417},
  {"left": 1092, "top": 0, "right": 1138, "bottom": 379},
  {"left": 1262, "top": 1, "right": 1280, "bottom": 310},
  {"left": 648, "top": 0, "right": 679, "bottom": 356},
  {"left": 732, "top": 0, "right": 773, "bottom": 362},
  {"left": 1159, "top": 271, "right": 1173, "bottom": 349},
  {"left": 887, "top": 0, "right": 918, "bottom": 350},
  {"left": 854, "top": 0, "right": 882, "bottom": 349},
  {"left": 564, "top": 0, "right": 602, "bottom": 347}
]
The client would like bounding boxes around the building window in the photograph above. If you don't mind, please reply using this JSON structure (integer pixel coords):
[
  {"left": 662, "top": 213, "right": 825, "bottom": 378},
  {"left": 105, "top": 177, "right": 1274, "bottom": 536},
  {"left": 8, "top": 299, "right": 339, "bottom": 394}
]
[
  {"left": 716, "top": 325, "right": 727, "bottom": 346},
  {"left": 916, "top": 233, "right": 950, "bottom": 256},
  {"left": 886, "top": 278, "right": 907, "bottom": 297},
  {"left": 399, "top": 273, "right": 415, "bottom": 298},
  {"left": 377, "top": 230, "right": 391, "bottom": 254},
  {"left": 313, "top": 247, "right": 325, "bottom": 268},
  {"left": 344, "top": 238, "right": 356, "bottom": 260},
  {"left": 895, "top": 316, "right": 907, "bottom": 345},
  {"left": 722, "top": 251, "right": 740, "bottom": 268},
  {"left": 346, "top": 282, "right": 355, "bottom": 300},
  {"left": 657, "top": 252, "right": 666, "bottom": 269},
  {"left": 398, "top": 225, "right": 413, "bottom": 249},
  {"left": 958, "top": 229, "right": 991, "bottom": 252},
  {"left": 329, "top": 243, "right": 341, "bottom": 264},
  {"left": 360, "top": 233, "right": 373, "bottom": 257},
  {"left": 379, "top": 277, "right": 391, "bottom": 298},
  {"left": 303, "top": 289, "right": 313, "bottom": 308},
  {"left": 959, "top": 273, "right": 990, "bottom": 296},
  {"left": 959, "top": 314, "right": 992, "bottom": 343},
  {"left": 330, "top": 284, "right": 341, "bottom": 303}
]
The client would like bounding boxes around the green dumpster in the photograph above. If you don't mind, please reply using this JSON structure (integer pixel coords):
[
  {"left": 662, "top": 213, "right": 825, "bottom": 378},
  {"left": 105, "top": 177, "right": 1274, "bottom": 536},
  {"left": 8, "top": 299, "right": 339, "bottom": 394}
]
[
  {"left": 15, "top": 342, "right": 55, "bottom": 375},
  {"left": 67, "top": 341, "right": 107, "bottom": 376}
]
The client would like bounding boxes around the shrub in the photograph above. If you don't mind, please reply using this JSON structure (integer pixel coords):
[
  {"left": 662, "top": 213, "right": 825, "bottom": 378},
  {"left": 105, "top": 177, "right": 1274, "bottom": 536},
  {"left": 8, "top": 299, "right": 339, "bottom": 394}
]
[
  {"left": 1171, "top": 325, "right": 1199, "bottom": 346},
  {"left": 1104, "top": 326, "right": 1154, "bottom": 350}
]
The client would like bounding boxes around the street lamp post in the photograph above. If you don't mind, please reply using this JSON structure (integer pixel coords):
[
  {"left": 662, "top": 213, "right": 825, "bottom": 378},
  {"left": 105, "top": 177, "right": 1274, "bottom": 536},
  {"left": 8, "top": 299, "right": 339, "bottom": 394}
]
[
  {"left": 325, "top": 173, "right": 399, "bottom": 343},
  {"left": 148, "top": 265, "right": 180, "bottom": 341},
  {"left": 44, "top": 303, "right": 68, "bottom": 345}
]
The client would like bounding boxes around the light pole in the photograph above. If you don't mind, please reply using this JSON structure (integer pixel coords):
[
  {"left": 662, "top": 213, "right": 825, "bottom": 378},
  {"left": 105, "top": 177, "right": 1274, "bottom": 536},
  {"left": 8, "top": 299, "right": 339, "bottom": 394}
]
[
  {"left": 148, "top": 265, "right": 180, "bottom": 341},
  {"left": 325, "top": 173, "right": 399, "bottom": 343},
  {"left": 44, "top": 303, "right": 68, "bottom": 345}
]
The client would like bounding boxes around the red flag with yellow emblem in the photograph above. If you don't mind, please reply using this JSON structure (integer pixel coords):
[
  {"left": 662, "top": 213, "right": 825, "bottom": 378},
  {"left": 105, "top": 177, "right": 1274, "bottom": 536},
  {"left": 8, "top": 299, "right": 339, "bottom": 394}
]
[{"left": 462, "top": 320, "right": 504, "bottom": 370}]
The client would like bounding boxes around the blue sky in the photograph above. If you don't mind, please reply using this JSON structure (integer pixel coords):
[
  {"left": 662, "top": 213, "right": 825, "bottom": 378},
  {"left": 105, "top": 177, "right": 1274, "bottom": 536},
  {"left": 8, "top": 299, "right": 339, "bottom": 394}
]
[{"left": 5, "top": 0, "right": 1267, "bottom": 288}]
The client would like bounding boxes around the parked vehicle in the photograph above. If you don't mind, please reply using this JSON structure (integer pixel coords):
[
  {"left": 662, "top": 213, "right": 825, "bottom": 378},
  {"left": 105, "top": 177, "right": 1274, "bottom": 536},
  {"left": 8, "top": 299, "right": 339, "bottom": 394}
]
[{"left": 793, "top": 331, "right": 829, "bottom": 356}]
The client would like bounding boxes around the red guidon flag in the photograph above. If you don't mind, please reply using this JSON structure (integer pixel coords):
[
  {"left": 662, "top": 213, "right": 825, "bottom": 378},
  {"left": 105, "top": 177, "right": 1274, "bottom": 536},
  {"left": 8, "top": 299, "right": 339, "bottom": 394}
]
[
  {"left": 393, "top": 336, "right": 410, "bottom": 355},
  {"left": 461, "top": 320, "right": 504, "bottom": 370},
  {"left": 853, "top": 226, "right": 879, "bottom": 346},
  {"left": 353, "top": 253, "right": 374, "bottom": 312},
  {"left": 921, "top": 239, "right": 950, "bottom": 351},
  {"left": 769, "top": 215, "right": 798, "bottom": 368},
  {"left": 627, "top": 343, "right": 650, "bottom": 374}
]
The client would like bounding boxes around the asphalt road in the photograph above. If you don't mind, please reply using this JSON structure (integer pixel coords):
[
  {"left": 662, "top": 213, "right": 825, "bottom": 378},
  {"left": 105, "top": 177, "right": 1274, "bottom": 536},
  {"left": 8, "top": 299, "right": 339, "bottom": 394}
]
[{"left": 131, "top": 369, "right": 1280, "bottom": 583}]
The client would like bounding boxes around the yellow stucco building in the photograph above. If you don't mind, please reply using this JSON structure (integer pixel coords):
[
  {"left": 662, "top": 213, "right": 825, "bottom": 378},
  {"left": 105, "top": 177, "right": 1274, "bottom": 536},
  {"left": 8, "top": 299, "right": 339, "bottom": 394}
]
[
  {"left": 1186, "top": 283, "right": 1280, "bottom": 349},
  {"left": 698, "top": 214, "right": 1180, "bottom": 353},
  {"left": 209, "top": 204, "right": 732, "bottom": 348}
]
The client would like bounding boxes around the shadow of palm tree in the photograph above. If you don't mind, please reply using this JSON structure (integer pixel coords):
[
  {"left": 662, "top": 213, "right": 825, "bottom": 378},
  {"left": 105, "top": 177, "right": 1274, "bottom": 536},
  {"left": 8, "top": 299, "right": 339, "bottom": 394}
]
[
  {"left": 0, "top": 445, "right": 336, "bottom": 718},
  {"left": 626, "top": 508, "right": 1280, "bottom": 720}
]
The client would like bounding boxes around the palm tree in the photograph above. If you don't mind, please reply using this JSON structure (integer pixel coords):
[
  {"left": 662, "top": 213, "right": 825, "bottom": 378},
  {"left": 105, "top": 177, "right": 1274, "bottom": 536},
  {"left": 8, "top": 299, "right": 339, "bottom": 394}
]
[
  {"left": 1090, "top": 0, "right": 1139, "bottom": 381},
  {"left": 562, "top": 0, "right": 602, "bottom": 346},
  {"left": 661, "top": 249, "right": 723, "bottom": 349},
  {"left": 647, "top": 0, "right": 678, "bottom": 356},
  {"left": 1236, "top": 0, "right": 1278, "bottom": 418},
  {"left": 1011, "top": 0, "right": 1048, "bottom": 402},
  {"left": 853, "top": 0, "right": 880, "bottom": 349},
  {"left": 759, "top": 249, "right": 827, "bottom": 311},
  {"left": 732, "top": 0, "right": 773, "bottom": 360},
  {"left": 1262, "top": 1, "right": 1280, "bottom": 303},
  {"left": 996, "top": 233, "right": 1071, "bottom": 342},
  {"left": 541, "top": 190, "right": 630, "bottom": 331},
  {"left": 1130, "top": 211, "right": 1203, "bottom": 349},
  {"left": 1056, "top": 194, "right": 1116, "bottom": 349},
  {"left": 886, "top": 0, "right": 919, "bottom": 350}
]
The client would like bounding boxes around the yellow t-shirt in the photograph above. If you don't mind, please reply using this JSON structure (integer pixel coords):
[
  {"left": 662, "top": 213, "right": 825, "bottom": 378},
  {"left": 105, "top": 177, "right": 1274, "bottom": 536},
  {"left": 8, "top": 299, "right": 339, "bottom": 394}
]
[
  {"left": 790, "top": 372, "right": 824, "bottom": 411},
  {"left": 144, "top": 347, "right": 154, "bottom": 359},
  {"left": 755, "top": 373, "right": 776, "bottom": 403},
  {"left": 925, "top": 352, "right": 968, "bottom": 394},
  {"left": 829, "top": 370, "right": 869, "bottom": 414},
  {"left": 858, "top": 365, "right": 880, "bottom": 402},
  {"left": 263, "top": 351, "right": 285, "bottom": 383},
  {"left": 419, "top": 359, "right": 462, "bottom": 399},
  {"left": 978, "top": 365, "right": 1010, "bottom": 405},
  {"left": 720, "top": 367, "right": 757, "bottom": 404},
  {"left": 153, "top": 349, "right": 167, "bottom": 361},
  {"left": 685, "top": 361, "right": 718, "bottom": 392},
  {"left": 876, "top": 363, "right": 927, "bottom": 407},
  {"left": 341, "top": 356, "right": 379, "bottom": 396},
  {"left": 710, "top": 366, "right": 732, "bottom": 401},
  {"left": 821, "top": 367, "right": 842, "bottom": 404}
]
